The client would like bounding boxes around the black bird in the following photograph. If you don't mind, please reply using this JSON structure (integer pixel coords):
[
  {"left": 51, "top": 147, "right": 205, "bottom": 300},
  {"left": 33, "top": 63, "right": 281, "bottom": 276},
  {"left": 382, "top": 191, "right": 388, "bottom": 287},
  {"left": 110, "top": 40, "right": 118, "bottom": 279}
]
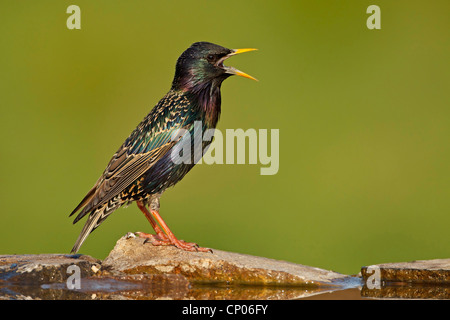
[{"left": 69, "top": 42, "right": 257, "bottom": 253}]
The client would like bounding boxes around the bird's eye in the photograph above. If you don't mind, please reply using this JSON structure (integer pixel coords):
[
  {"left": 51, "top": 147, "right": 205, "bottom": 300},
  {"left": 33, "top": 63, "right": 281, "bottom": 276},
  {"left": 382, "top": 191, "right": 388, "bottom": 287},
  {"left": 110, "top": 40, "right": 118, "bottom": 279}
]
[{"left": 207, "top": 54, "right": 215, "bottom": 62}]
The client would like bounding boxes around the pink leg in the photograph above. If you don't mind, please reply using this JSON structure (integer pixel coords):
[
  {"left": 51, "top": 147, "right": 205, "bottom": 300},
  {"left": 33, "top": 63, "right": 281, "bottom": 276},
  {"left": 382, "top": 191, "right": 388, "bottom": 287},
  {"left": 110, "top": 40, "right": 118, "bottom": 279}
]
[{"left": 135, "top": 202, "right": 212, "bottom": 253}]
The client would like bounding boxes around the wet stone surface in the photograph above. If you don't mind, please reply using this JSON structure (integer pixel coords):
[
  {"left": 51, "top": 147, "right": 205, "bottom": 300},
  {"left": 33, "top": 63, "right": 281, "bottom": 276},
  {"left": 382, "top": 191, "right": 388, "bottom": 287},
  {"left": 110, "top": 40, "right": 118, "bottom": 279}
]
[
  {"left": 102, "top": 235, "right": 353, "bottom": 287},
  {"left": 361, "top": 259, "right": 450, "bottom": 299},
  {"left": 0, "top": 254, "right": 100, "bottom": 284},
  {"left": 361, "top": 259, "right": 450, "bottom": 284},
  {"left": 0, "top": 234, "right": 449, "bottom": 299}
]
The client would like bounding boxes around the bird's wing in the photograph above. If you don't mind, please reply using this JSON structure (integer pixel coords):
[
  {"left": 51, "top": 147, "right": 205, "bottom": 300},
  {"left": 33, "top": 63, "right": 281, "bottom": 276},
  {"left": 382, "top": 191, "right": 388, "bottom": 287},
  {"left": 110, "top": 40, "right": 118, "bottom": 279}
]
[{"left": 70, "top": 123, "right": 189, "bottom": 224}]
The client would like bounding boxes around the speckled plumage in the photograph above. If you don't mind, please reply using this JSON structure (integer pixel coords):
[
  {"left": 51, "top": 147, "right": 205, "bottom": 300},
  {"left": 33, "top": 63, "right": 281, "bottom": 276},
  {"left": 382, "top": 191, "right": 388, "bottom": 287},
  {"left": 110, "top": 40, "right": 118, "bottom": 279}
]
[{"left": 69, "top": 42, "right": 256, "bottom": 253}]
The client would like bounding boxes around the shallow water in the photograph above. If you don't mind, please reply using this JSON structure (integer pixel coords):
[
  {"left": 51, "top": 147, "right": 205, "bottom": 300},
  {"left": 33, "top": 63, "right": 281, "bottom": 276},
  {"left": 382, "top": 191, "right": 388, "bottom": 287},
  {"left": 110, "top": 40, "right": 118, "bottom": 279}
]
[{"left": 1, "top": 275, "right": 449, "bottom": 300}]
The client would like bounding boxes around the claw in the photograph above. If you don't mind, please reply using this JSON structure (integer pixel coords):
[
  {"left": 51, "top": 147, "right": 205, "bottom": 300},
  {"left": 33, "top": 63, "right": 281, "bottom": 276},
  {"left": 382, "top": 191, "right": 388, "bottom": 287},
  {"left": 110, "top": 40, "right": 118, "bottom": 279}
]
[{"left": 136, "top": 203, "right": 212, "bottom": 253}]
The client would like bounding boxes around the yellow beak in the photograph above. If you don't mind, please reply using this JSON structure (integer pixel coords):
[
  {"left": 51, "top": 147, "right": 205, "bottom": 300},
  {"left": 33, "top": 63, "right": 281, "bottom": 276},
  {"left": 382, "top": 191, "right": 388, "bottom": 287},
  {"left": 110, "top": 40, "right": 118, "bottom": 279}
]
[
  {"left": 232, "top": 48, "right": 258, "bottom": 55},
  {"left": 223, "top": 48, "right": 258, "bottom": 81}
]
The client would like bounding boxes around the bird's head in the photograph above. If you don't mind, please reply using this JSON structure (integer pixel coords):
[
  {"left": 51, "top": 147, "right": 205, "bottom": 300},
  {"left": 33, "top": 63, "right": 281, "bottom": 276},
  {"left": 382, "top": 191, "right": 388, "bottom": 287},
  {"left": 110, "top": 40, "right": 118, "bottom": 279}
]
[{"left": 172, "top": 42, "right": 257, "bottom": 91}]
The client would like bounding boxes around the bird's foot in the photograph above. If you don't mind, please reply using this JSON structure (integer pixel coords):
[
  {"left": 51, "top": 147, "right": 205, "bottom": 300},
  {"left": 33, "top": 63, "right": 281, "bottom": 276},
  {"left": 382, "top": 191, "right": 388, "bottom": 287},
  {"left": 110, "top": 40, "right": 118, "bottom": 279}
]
[
  {"left": 170, "top": 238, "right": 213, "bottom": 253},
  {"left": 135, "top": 231, "right": 170, "bottom": 245},
  {"left": 135, "top": 231, "right": 212, "bottom": 253}
]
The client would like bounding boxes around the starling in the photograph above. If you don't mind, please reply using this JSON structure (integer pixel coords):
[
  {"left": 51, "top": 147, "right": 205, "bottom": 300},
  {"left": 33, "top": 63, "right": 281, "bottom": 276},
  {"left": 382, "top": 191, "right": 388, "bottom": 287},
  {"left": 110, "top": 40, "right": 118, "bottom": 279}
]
[{"left": 69, "top": 42, "right": 257, "bottom": 253}]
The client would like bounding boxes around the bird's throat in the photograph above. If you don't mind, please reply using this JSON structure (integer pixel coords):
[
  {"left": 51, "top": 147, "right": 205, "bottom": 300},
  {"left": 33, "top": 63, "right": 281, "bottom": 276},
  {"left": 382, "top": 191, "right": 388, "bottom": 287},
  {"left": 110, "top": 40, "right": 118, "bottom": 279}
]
[{"left": 188, "top": 80, "right": 222, "bottom": 128}]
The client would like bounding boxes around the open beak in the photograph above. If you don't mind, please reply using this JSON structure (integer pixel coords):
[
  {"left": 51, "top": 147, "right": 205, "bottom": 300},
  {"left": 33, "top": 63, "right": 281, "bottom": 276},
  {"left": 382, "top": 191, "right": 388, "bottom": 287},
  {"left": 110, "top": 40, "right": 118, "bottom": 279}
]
[{"left": 219, "top": 48, "right": 258, "bottom": 81}]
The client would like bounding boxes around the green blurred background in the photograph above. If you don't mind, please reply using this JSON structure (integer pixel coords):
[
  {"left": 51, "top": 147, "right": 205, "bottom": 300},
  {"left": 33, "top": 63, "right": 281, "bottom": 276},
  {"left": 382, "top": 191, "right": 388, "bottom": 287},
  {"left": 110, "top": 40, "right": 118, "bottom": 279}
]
[{"left": 1, "top": 1, "right": 449, "bottom": 275}]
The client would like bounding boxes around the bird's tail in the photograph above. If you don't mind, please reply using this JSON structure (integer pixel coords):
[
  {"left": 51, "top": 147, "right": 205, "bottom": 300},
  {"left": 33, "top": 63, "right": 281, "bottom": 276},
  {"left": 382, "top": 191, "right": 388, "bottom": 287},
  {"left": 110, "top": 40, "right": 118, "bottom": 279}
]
[
  {"left": 71, "top": 195, "right": 123, "bottom": 253},
  {"left": 71, "top": 206, "right": 104, "bottom": 254}
]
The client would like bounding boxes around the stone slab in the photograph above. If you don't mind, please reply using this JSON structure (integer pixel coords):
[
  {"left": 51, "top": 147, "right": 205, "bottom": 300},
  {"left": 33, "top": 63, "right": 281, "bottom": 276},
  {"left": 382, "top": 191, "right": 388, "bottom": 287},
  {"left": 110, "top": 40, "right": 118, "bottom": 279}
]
[{"left": 102, "top": 234, "right": 353, "bottom": 288}]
